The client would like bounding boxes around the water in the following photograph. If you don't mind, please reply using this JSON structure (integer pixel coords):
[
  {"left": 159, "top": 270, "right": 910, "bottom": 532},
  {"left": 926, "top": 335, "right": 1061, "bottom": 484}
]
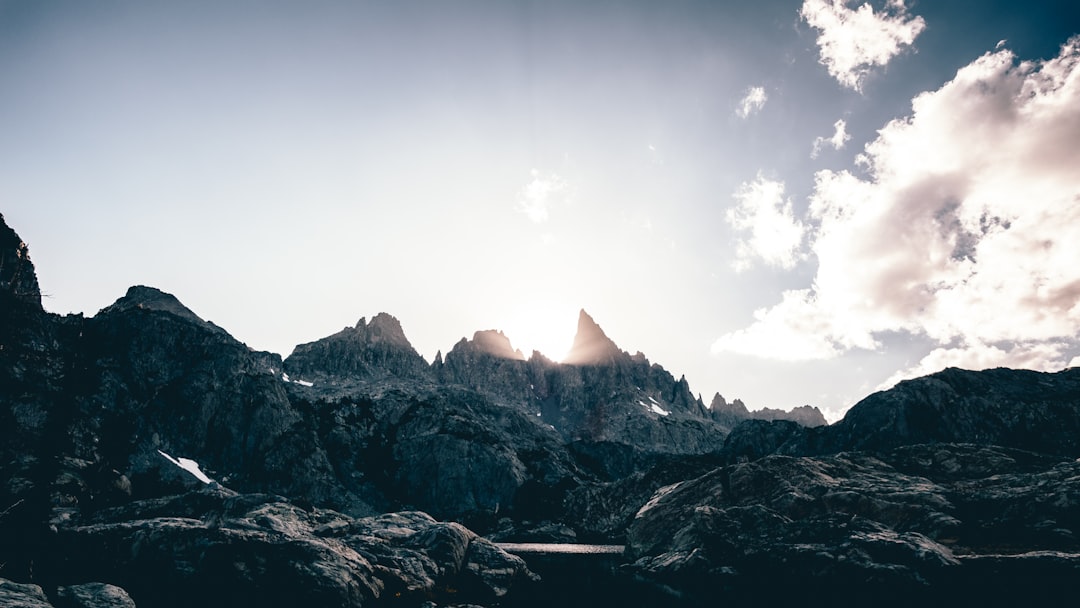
[{"left": 496, "top": 542, "right": 625, "bottom": 555}]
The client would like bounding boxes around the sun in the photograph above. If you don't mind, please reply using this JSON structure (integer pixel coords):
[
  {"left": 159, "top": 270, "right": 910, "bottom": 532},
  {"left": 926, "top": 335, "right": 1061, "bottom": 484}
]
[{"left": 497, "top": 301, "right": 577, "bottom": 362}]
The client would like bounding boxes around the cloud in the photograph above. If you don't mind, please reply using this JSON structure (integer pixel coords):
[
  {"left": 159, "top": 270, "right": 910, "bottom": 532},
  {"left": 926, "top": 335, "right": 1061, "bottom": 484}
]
[
  {"left": 736, "top": 86, "right": 768, "bottom": 118},
  {"left": 516, "top": 169, "right": 571, "bottom": 223},
  {"left": 811, "top": 118, "right": 851, "bottom": 157},
  {"left": 715, "top": 37, "right": 1080, "bottom": 376},
  {"left": 800, "top": 0, "right": 926, "bottom": 91},
  {"left": 726, "top": 175, "right": 807, "bottom": 272}
]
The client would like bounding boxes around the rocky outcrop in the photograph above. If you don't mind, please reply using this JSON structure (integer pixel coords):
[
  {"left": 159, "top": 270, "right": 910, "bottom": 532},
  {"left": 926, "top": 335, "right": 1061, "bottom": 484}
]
[
  {"left": 562, "top": 310, "right": 623, "bottom": 366},
  {"left": 434, "top": 330, "right": 533, "bottom": 404},
  {"left": 624, "top": 443, "right": 1080, "bottom": 605},
  {"left": 0, "top": 579, "right": 53, "bottom": 608},
  {"left": 54, "top": 583, "right": 136, "bottom": 608},
  {"left": 285, "top": 313, "right": 433, "bottom": 383},
  {"left": 41, "top": 486, "right": 534, "bottom": 608},
  {"left": 786, "top": 367, "right": 1080, "bottom": 458}
]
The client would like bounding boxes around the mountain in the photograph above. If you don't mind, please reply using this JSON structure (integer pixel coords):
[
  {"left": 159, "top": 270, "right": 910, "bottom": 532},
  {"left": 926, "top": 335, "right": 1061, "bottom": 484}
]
[
  {"left": 285, "top": 313, "right": 433, "bottom": 383},
  {"left": 562, "top": 309, "right": 623, "bottom": 365},
  {"left": 709, "top": 392, "right": 827, "bottom": 431},
  {"left": 8, "top": 212, "right": 1080, "bottom": 606}
]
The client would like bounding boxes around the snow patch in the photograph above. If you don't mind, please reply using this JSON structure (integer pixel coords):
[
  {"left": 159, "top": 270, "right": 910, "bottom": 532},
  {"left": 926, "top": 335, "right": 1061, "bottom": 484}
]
[
  {"left": 651, "top": 404, "right": 671, "bottom": 417},
  {"left": 294, "top": 379, "right": 314, "bottom": 387},
  {"left": 282, "top": 372, "right": 291, "bottom": 382},
  {"left": 158, "top": 449, "right": 214, "bottom": 484}
]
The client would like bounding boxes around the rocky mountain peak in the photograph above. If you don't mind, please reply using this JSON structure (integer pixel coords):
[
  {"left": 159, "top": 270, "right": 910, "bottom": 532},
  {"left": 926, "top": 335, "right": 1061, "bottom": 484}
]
[
  {"left": 0, "top": 212, "right": 42, "bottom": 309},
  {"left": 562, "top": 309, "right": 624, "bottom": 365},
  {"left": 362, "top": 312, "right": 412, "bottom": 348},
  {"left": 470, "top": 330, "right": 526, "bottom": 360},
  {"left": 710, "top": 393, "right": 750, "bottom": 416},
  {"left": 99, "top": 285, "right": 218, "bottom": 330},
  {"left": 285, "top": 312, "right": 429, "bottom": 381}
]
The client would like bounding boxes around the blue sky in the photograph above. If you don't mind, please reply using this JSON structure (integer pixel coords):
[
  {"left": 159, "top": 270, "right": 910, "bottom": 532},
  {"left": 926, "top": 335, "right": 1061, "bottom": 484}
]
[{"left": 3, "top": 0, "right": 1079, "bottom": 420}]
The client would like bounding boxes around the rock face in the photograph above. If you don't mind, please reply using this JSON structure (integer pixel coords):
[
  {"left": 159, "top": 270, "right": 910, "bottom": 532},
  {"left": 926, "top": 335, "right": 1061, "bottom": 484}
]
[
  {"left": 432, "top": 310, "right": 730, "bottom": 478},
  {"left": 286, "top": 313, "right": 433, "bottom": 383},
  {"left": 562, "top": 309, "right": 622, "bottom": 365},
  {"left": 625, "top": 444, "right": 1080, "bottom": 605},
  {"left": 769, "top": 367, "right": 1080, "bottom": 458},
  {"left": 44, "top": 486, "right": 533, "bottom": 608}
]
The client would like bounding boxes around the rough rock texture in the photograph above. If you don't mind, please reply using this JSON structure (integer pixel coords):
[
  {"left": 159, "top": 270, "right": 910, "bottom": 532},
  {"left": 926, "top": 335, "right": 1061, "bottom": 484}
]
[
  {"left": 286, "top": 313, "right": 433, "bottom": 383},
  {"left": 0, "top": 579, "right": 53, "bottom": 608},
  {"left": 429, "top": 310, "right": 731, "bottom": 476},
  {"left": 54, "top": 583, "right": 136, "bottom": 608},
  {"left": 563, "top": 455, "right": 722, "bottom": 542},
  {"left": 788, "top": 367, "right": 1080, "bottom": 457},
  {"left": 625, "top": 443, "right": 1080, "bottom": 605},
  {"left": 41, "top": 486, "right": 533, "bottom": 608},
  {"left": 9, "top": 213, "right": 1080, "bottom": 606}
]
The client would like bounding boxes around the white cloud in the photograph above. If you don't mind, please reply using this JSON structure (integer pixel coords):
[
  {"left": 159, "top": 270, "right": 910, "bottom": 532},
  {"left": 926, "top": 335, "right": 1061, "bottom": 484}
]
[
  {"left": 811, "top": 118, "right": 851, "bottom": 157},
  {"left": 715, "top": 37, "right": 1080, "bottom": 376},
  {"left": 516, "top": 169, "right": 571, "bottom": 223},
  {"left": 726, "top": 175, "right": 806, "bottom": 272},
  {"left": 736, "top": 86, "right": 768, "bottom": 118},
  {"left": 800, "top": 0, "right": 926, "bottom": 91}
]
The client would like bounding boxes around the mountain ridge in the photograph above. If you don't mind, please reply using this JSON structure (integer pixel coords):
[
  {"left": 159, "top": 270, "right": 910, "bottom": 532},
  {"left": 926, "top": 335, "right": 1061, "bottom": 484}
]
[{"left": 10, "top": 213, "right": 1080, "bottom": 606}]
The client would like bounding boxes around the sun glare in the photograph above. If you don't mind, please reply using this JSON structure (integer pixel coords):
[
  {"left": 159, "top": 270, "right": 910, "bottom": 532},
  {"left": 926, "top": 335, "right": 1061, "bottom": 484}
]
[{"left": 498, "top": 302, "right": 577, "bottom": 362}]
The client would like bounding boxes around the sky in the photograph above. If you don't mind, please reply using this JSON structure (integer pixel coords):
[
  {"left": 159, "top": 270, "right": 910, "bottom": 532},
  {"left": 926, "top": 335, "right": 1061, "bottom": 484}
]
[{"left": 3, "top": 0, "right": 1080, "bottom": 421}]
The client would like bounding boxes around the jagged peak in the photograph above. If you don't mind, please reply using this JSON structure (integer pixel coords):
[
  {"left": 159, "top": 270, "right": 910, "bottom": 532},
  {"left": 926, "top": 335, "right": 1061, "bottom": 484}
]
[
  {"left": 100, "top": 285, "right": 213, "bottom": 328},
  {"left": 710, "top": 393, "right": 750, "bottom": 416},
  {"left": 563, "top": 309, "right": 624, "bottom": 365},
  {"left": 470, "top": 330, "right": 526, "bottom": 360},
  {"left": 364, "top": 312, "right": 411, "bottom": 346}
]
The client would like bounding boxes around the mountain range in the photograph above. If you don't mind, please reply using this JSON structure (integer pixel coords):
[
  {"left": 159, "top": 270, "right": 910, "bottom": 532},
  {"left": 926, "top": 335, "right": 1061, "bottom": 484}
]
[{"left": 3, "top": 211, "right": 1080, "bottom": 607}]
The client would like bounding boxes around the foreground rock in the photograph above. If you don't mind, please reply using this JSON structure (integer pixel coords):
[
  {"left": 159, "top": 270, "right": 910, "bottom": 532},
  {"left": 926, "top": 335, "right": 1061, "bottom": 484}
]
[
  {"left": 625, "top": 443, "right": 1080, "bottom": 605},
  {"left": 41, "top": 486, "right": 533, "bottom": 608}
]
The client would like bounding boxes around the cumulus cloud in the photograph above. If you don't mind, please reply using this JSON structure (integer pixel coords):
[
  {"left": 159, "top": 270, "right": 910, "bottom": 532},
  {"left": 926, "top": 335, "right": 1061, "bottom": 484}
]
[
  {"left": 736, "top": 86, "right": 768, "bottom": 118},
  {"left": 800, "top": 0, "right": 926, "bottom": 91},
  {"left": 726, "top": 175, "right": 807, "bottom": 272},
  {"left": 516, "top": 169, "right": 571, "bottom": 223},
  {"left": 811, "top": 118, "right": 851, "bottom": 157},
  {"left": 715, "top": 37, "right": 1080, "bottom": 377}
]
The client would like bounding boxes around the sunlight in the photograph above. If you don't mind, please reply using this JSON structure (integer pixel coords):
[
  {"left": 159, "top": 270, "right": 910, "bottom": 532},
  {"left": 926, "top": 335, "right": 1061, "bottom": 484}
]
[{"left": 497, "top": 301, "right": 577, "bottom": 362}]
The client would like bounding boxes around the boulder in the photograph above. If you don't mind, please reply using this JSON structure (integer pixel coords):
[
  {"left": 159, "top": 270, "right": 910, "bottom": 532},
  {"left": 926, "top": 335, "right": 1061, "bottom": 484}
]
[
  {"left": 0, "top": 579, "right": 52, "bottom": 608},
  {"left": 53, "top": 583, "right": 136, "bottom": 608}
]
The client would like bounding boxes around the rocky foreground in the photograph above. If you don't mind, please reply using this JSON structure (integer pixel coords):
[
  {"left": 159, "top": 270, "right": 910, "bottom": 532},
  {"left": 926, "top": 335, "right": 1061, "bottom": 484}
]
[{"left": 3, "top": 212, "right": 1080, "bottom": 606}]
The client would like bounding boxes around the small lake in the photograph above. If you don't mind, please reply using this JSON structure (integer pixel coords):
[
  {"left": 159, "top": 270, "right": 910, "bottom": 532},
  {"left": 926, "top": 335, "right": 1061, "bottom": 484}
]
[{"left": 496, "top": 543, "right": 625, "bottom": 555}]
